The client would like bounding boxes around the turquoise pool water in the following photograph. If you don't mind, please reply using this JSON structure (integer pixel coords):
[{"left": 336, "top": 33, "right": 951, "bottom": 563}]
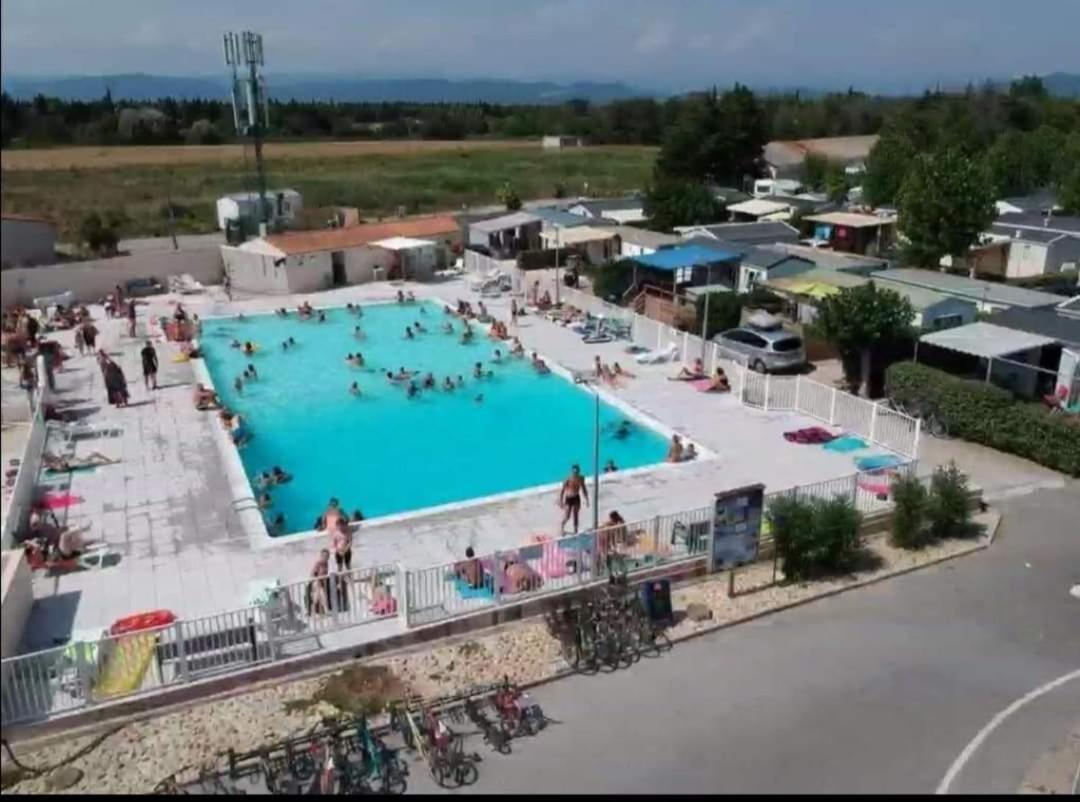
[{"left": 200, "top": 303, "right": 669, "bottom": 534}]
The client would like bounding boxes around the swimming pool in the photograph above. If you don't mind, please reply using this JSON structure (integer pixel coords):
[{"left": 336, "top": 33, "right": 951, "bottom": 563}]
[{"left": 199, "top": 302, "right": 670, "bottom": 535}]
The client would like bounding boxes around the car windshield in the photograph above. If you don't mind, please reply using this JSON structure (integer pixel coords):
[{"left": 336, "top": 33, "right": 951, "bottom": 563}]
[{"left": 771, "top": 337, "right": 803, "bottom": 353}]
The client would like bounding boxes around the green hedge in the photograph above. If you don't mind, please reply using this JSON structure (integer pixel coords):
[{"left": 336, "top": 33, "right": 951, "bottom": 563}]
[{"left": 885, "top": 362, "right": 1080, "bottom": 476}]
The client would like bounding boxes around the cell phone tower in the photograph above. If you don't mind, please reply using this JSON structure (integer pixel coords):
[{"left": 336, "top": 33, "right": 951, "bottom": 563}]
[{"left": 224, "top": 31, "right": 270, "bottom": 228}]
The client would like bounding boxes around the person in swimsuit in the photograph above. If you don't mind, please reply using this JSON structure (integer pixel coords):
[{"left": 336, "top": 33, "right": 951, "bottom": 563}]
[
  {"left": 407, "top": 381, "right": 419, "bottom": 399},
  {"left": 331, "top": 518, "right": 353, "bottom": 571},
  {"left": 322, "top": 498, "right": 343, "bottom": 532},
  {"left": 603, "top": 459, "right": 618, "bottom": 473},
  {"left": 307, "top": 550, "right": 331, "bottom": 615},
  {"left": 245, "top": 363, "right": 258, "bottom": 380},
  {"left": 140, "top": 340, "right": 158, "bottom": 391},
  {"left": 671, "top": 358, "right": 706, "bottom": 381},
  {"left": 443, "top": 376, "right": 455, "bottom": 391},
  {"left": 666, "top": 434, "right": 684, "bottom": 463},
  {"left": 423, "top": 372, "right": 436, "bottom": 389},
  {"left": 350, "top": 381, "right": 361, "bottom": 396},
  {"left": 455, "top": 546, "right": 484, "bottom": 590},
  {"left": 559, "top": 464, "right": 590, "bottom": 534},
  {"left": 456, "top": 375, "right": 465, "bottom": 388},
  {"left": 473, "top": 362, "right": 483, "bottom": 379}
]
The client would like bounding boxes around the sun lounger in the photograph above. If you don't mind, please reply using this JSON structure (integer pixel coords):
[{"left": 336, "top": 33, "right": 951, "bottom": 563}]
[
  {"left": 168, "top": 273, "right": 206, "bottom": 294},
  {"left": 634, "top": 343, "right": 679, "bottom": 365}
]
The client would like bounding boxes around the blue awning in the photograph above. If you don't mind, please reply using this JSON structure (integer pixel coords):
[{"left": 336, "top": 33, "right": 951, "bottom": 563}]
[{"left": 630, "top": 244, "right": 740, "bottom": 272}]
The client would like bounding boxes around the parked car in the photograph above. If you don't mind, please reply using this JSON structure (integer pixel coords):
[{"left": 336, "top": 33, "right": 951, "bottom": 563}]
[{"left": 713, "top": 325, "right": 806, "bottom": 373}]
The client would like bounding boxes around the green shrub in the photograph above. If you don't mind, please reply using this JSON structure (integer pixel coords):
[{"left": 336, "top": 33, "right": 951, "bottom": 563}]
[
  {"left": 769, "top": 494, "right": 863, "bottom": 581},
  {"left": 927, "top": 461, "right": 973, "bottom": 539},
  {"left": 694, "top": 292, "right": 743, "bottom": 339},
  {"left": 890, "top": 472, "right": 930, "bottom": 549},
  {"left": 885, "top": 362, "right": 1080, "bottom": 476},
  {"left": 585, "top": 260, "right": 636, "bottom": 303}
]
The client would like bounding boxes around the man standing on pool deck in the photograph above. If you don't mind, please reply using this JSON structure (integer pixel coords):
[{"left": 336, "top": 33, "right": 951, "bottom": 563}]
[
  {"left": 140, "top": 340, "right": 158, "bottom": 391},
  {"left": 559, "top": 464, "right": 590, "bottom": 534}
]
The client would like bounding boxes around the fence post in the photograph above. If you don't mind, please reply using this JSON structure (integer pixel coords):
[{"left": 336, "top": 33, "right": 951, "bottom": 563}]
[
  {"left": 262, "top": 603, "right": 278, "bottom": 661},
  {"left": 851, "top": 472, "right": 860, "bottom": 507},
  {"left": 912, "top": 416, "right": 922, "bottom": 459},
  {"left": 492, "top": 551, "right": 503, "bottom": 604},
  {"left": 763, "top": 374, "right": 771, "bottom": 412},
  {"left": 396, "top": 563, "right": 409, "bottom": 628},
  {"left": 174, "top": 621, "right": 189, "bottom": 683},
  {"left": 656, "top": 323, "right": 662, "bottom": 349},
  {"left": 870, "top": 401, "right": 880, "bottom": 446},
  {"left": 794, "top": 376, "right": 802, "bottom": 414},
  {"left": 683, "top": 331, "right": 689, "bottom": 357},
  {"left": 829, "top": 387, "right": 838, "bottom": 425}
]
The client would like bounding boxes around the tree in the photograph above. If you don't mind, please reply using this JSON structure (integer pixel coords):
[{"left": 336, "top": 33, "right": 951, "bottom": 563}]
[
  {"left": 986, "top": 127, "right": 1062, "bottom": 196},
  {"left": 496, "top": 182, "right": 522, "bottom": 211},
  {"left": 655, "top": 85, "right": 766, "bottom": 184},
  {"left": 863, "top": 130, "right": 916, "bottom": 206},
  {"left": 643, "top": 178, "right": 724, "bottom": 232},
  {"left": 824, "top": 163, "right": 850, "bottom": 203},
  {"left": 803, "top": 153, "right": 829, "bottom": 191},
  {"left": 1057, "top": 134, "right": 1080, "bottom": 214},
  {"left": 816, "top": 282, "right": 916, "bottom": 397},
  {"left": 897, "top": 148, "right": 995, "bottom": 268},
  {"left": 78, "top": 209, "right": 126, "bottom": 256}
]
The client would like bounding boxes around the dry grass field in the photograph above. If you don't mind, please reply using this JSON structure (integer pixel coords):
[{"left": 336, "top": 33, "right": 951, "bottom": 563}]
[
  {"left": 1, "top": 143, "right": 658, "bottom": 240},
  {"left": 0, "top": 139, "right": 539, "bottom": 171}
]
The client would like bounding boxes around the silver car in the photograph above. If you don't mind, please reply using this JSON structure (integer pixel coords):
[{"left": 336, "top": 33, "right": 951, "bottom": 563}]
[{"left": 713, "top": 326, "right": 806, "bottom": 373}]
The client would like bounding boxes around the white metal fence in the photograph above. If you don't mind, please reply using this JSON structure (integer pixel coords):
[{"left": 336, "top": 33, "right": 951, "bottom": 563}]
[{"left": 0, "top": 404, "right": 47, "bottom": 551}]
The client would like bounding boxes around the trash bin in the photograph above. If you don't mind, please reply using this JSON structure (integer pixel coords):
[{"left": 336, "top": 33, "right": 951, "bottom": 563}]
[{"left": 640, "top": 579, "right": 673, "bottom": 626}]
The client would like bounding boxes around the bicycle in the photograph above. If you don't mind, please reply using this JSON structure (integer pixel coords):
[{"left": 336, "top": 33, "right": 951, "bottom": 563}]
[
  {"left": 259, "top": 750, "right": 301, "bottom": 796},
  {"left": 197, "top": 765, "right": 247, "bottom": 795},
  {"left": 152, "top": 774, "right": 189, "bottom": 795},
  {"left": 464, "top": 698, "right": 513, "bottom": 755},
  {"left": 355, "top": 715, "right": 408, "bottom": 795},
  {"left": 492, "top": 676, "right": 546, "bottom": 737},
  {"left": 421, "top": 707, "right": 481, "bottom": 789}
]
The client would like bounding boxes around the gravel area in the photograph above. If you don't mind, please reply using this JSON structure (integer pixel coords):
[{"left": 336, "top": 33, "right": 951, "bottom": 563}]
[{"left": 2, "top": 531, "right": 988, "bottom": 794}]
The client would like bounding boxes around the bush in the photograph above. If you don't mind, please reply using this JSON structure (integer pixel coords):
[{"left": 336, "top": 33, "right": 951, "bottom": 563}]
[
  {"left": 889, "top": 473, "right": 930, "bottom": 549},
  {"left": 926, "top": 462, "right": 972, "bottom": 539},
  {"left": 584, "top": 260, "right": 636, "bottom": 303},
  {"left": 885, "top": 362, "right": 1080, "bottom": 476},
  {"left": 770, "top": 494, "right": 863, "bottom": 581}
]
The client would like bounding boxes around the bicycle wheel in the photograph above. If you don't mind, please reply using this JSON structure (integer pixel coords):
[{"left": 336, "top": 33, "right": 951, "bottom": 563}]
[
  {"left": 380, "top": 765, "right": 408, "bottom": 796},
  {"left": 430, "top": 756, "right": 451, "bottom": 789},
  {"left": 455, "top": 759, "right": 480, "bottom": 787}
]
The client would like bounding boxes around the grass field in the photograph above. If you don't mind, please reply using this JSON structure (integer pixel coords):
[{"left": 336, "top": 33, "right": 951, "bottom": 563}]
[{"left": 0, "top": 143, "right": 658, "bottom": 241}]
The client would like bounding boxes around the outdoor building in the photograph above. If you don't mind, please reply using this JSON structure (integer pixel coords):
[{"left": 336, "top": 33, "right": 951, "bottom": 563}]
[
  {"left": 541, "top": 135, "right": 584, "bottom": 150},
  {"left": 726, "top": 198, "right": 795, "bottom": 222},
  {"left": 736, "top": 247, "right": 814, "bottom": 293},
  {"left": 984, "top": 213, "right": 1080, "bottom": 279},
  {"left": 801, "top": 211, "right": 897, "bottom": 256},
  {"left": 530, "top": 206, "right": 591, "bottom": 233},
  {"left": 994, "top": 191, "right": 1060, "bottom": 216},
  {"left": 1, "top": 213, "right": 57, "bottom": 268},
  {"left": 708, "top": 185, "right": 752, "bottom": 206},
  {"left": 677, "top": 220, "right": 801, "bottom": 247},
  {"left": 768, "top": 242, "right": 888, "bottom": 275},
  {"left": 539, "top": 225, "right": 619, "bottom": 265},
  {"left": 763, "top": 135, "right": 879, "bottom": 180},
  {"left": 751, "top": 178, "right": 805, "bottom": 198},
  {"left": 916, "top": 321, "right": 1069, "bottom": 399},
  {"left": 215, "top": 189, "right": 303, "bottom": 232},
  {"left": 628, "top": 242, "right": 743, "bottom": 296},
  {"left": 467, "top": 211, "right": 542, "bottom": 257},
  {"left": 764, "top": 268, "right": 978, "bottom": 331},
  {"left": 220, "top": 215, "right": 459, "bottom": 293},
  {"left": 603, "top": 225, "right": 681, "bottom": 258},
  {"left": 870, "top": 267, "right": 1067, "bottom": 312},
  {"left": 939, "top": 240, "right": 1011, "bottom": 279},
  {"left": 566, "top": 196, "right": 647, "bottom": 225}
]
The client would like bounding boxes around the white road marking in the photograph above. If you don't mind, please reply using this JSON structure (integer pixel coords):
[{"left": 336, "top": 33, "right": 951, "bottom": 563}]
[{"left": 936, "top": 668, "right": 1080, "bottom": 794}]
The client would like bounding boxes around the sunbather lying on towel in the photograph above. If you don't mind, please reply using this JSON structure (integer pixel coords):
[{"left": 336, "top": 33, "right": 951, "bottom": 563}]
[
  {"left": 43, "top": 451, "right": 118, "bottom": 472},
  {"left": 670, "top": 358, "right": 706, "bottom": 381}
]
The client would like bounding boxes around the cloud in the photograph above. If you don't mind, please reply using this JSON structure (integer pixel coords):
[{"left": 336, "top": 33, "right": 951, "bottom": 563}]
[{"left": 634, "top": 21, "right": 674, "bottom": 55}]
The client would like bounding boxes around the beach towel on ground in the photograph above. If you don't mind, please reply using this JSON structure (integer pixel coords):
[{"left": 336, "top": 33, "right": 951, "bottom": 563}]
[
  {"left": 452, "top": 577, "right": 495, "bottom": 600},
  {"left": 36, "top": 492, "right": 83, "bottom": 510},
  {"left": 783, "top": 427, "right": 836, "bottom": 444},
  {"left": 823, "top": 435, "right": 868, "bottom": 453},
  {"left": 856, "top": 454, "right": 904, "bottom": 471}
]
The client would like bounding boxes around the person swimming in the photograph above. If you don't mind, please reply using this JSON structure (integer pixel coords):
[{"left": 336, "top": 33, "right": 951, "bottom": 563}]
[
  {"left": 242, "top": 341, "right": 255, "bottom": 356},
  {"left": 456, "top": 375, "right": 466, "bottom": 388},
  {"left": 350, "top": 381, "right": 361, "bottom": 396},
  {"left": 510, "top": 338, "right": 525, "bottom": 357},
  {"left": 473, "top": 361, "right": 483, "bottom": 379},
  {"left": 443, "top": 376, "right": 455, "bottom": 391},
  {"left": 245, "top": 363, "right": 258, "bottom": 380},
  {"left": 354, "top": 325, "right": 365, "bottom": 339},
  {"left": 492, "top": 349, "right": 502, "bottom": 363},
  {"left": 281, "top": 340, "right": 289, "bottom": 351},
  {"left": 230, "top": 339, "right": 242, "bottom": 349},
  {"left": 395, "top": 367, "right": 412, "bottom": 380},
  {"left": 404, "top": 326, "right": 414, "bottom": 340},
  {"left": 288, "top": 337, "right": 296, "bottom": 346},
  {"left": 441, "top": 321, "right": 454, "bottom": 334},
  {"left": 317, "top": 311, "right": 326, "bottom": 323},
  {"left": 612, "top": 419, "right": 633, "bottom": 439},
  {"left": 475, "top": 394, "right": 484, "bottom": 403},
  {"left": 423, "top": 372, "right": 436, "bottom": 389},
  {"left": 234, "top": 376, "right": 244, "bottom": 394},
  {"left": 406, "top": 381, "right": 419, "bottom": 399},
  {"left": 414, "top": 321, "right": 427, "bottom": 333}
]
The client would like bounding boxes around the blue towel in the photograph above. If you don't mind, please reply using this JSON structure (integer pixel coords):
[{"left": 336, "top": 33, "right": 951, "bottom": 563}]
[
  {"left": 855, "top": 454, "right": 903, "bottom": 471},
  {"left": 823, "top": 435, "right": 867, "bottom": 454},
  {"left": 453, "top": 577, "right": 494, "bottom": 600}
]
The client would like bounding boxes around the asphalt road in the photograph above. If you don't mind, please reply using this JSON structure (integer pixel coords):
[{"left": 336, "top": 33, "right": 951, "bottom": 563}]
[{"left": 402, "top": 485, "right": 1079, "bottom": 794}]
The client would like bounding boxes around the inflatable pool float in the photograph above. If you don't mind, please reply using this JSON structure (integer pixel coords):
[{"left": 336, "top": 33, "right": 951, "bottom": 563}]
[
  {"left": 92, "top": 632, "right": 158, "bottom": 699},
  {"left": 109, "top": 609, "right": 176, "bottom": 636}
]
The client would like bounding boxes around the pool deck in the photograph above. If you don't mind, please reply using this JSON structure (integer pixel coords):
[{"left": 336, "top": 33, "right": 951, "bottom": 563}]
[{"left": 17, "top": 278, "right": 886, "bottom": 650}]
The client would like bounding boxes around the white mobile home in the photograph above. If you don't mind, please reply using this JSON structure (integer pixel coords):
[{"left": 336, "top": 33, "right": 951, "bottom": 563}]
[{"left": 216, "top": 189, "right": 303, "bottom": 231}]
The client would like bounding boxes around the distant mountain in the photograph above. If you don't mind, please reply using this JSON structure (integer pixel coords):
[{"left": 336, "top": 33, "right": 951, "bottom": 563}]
[{"left": 0, "top": 73, "right": 650, "bottom": 104}]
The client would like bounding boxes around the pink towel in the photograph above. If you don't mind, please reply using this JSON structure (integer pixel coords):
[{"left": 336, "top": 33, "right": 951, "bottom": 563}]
[
  {"left": 37, "top": 492, "right": 83, "bottom": 510},
  {"left": 691, "top": 378, "right": 714, "bottom": 392}
]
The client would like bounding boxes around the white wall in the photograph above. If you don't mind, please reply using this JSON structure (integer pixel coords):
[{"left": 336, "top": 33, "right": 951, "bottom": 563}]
[
  {"left": 1005, "top": 241, "right": 1049, "bottom": 279},
  {"left": 221, "top": 246, "right": 291, "bottom": 294},
  {"left": 0, "top": 551, "right": 33, "bottom": 659},
  {"left": 1, "top": 218, "right": 57, "bottom": 267},
  {"left": 344, "top": 247, "right": 386, "bottom": 284},
  {"left": 620, "top": 241, "right": 655, "bottom": 258},
  {"left": 285, "top": 251, "right": 332, "bottom": 293},
  {"left": 1, "top": 249, "right": 223, "bottom": 308}
]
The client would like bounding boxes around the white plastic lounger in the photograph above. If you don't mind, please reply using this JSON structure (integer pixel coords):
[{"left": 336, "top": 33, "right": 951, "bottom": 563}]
[{"left": 634, "top": 343, "right": 679, "bottom": 365}]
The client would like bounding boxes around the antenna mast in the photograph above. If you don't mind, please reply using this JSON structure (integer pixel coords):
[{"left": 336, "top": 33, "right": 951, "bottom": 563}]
[{"left": 224, "top": 31, "right": 270, "bottom": 230}]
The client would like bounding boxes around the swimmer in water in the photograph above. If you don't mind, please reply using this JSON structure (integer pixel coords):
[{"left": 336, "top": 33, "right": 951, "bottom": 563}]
[
  {"left": 243, "top": 341, "right": 255, "bottom": 356},
  {"left": 404, "top": 326, "right": 414, "bottom": 340},
  {"left": 510, "top": 338, "right": 525, "bottom": 357},
  {"left": 442, "top": 321, "right": 454, "bottom": 334},
  {"left": 419, "top": 306, "right": 427, "bottom": 316},
  {"left": 613, "top": 419, "right": 632, "bottom": 439},
  {"left": 354, "top": 352, "right": 364, "bottom": 367},
  {"left": 288, "top": 337, "right": 296, "bottom": 346},
  {"left": 245, "top": 363, "right": 258, "bottom": 380},
  {"left": 234, "top": 376, "right": 244, "bottom": 394},
  {"left": 473, "top": 361, "right": 483, "bottom": 379},
  {"left": 414, "top": 321, "right": 427, "bottom": 334},
  {"left": 423, "top": 372, "right": 435, "bottom": 389},
  {"left": 456, "top": 375, "right": 466, "bottom": 388},
  {"left": 475, "top": 394, "right": 484, "bottom": 403},
  {"left": 443, "top": 376, "right": 455, "bottom": 391},
  {"left": 406, "top": 381, "right": 419, "bottom": 399},
  {"left": 257, "top": 492, "right": 272, "bottom": 509},
  {"left": 230, "top": 339, "right": 242, "bottom": 349},
  {"left": 350, "top": 381, "right": 361, "bottom": 396},
  {"left": 492, "top": 349, "right": 502, "bottom": 363},
  {"left": 354, "top": 325, "right": 364, "bottom": 339},
  {"left": 281, "top": 340, "right": 289, "bottom": 351},
  {"left": 317, "top": 311, "right": 326, "bottom": 323}
]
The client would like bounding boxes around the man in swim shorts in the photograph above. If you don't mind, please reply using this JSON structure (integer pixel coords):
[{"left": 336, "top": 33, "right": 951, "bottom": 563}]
[{"left": 559, "top": 464, "right": 589, "bottom": 534}]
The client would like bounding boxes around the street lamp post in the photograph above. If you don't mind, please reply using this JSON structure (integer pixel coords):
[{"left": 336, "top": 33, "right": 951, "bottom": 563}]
[
  {"left": 699, "top": 263, "right": 714, "bottom": 363},
  {"left": 554, "top": 227, "right": 561, "bottom": 307},
  {"left": 592, "top": 386, "right": 600, "bottom": 532}
]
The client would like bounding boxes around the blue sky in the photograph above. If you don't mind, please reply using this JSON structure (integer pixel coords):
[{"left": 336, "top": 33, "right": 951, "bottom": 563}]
[{"left": 2, "top": 0, "right": 1078, "bottom": 92}]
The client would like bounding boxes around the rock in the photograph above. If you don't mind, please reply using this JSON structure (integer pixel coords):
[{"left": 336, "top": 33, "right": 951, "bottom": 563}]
[
  {"left": 686, "top": 602, "right": 713, "bottom": 622},
  {"left": 45, "top": 766, "right": 84, "bottom": 791}
]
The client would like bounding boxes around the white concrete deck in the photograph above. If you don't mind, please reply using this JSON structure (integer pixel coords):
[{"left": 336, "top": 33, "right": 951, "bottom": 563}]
[{"left": 18, "top": 278, "right": 886, "bottom": 650}]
